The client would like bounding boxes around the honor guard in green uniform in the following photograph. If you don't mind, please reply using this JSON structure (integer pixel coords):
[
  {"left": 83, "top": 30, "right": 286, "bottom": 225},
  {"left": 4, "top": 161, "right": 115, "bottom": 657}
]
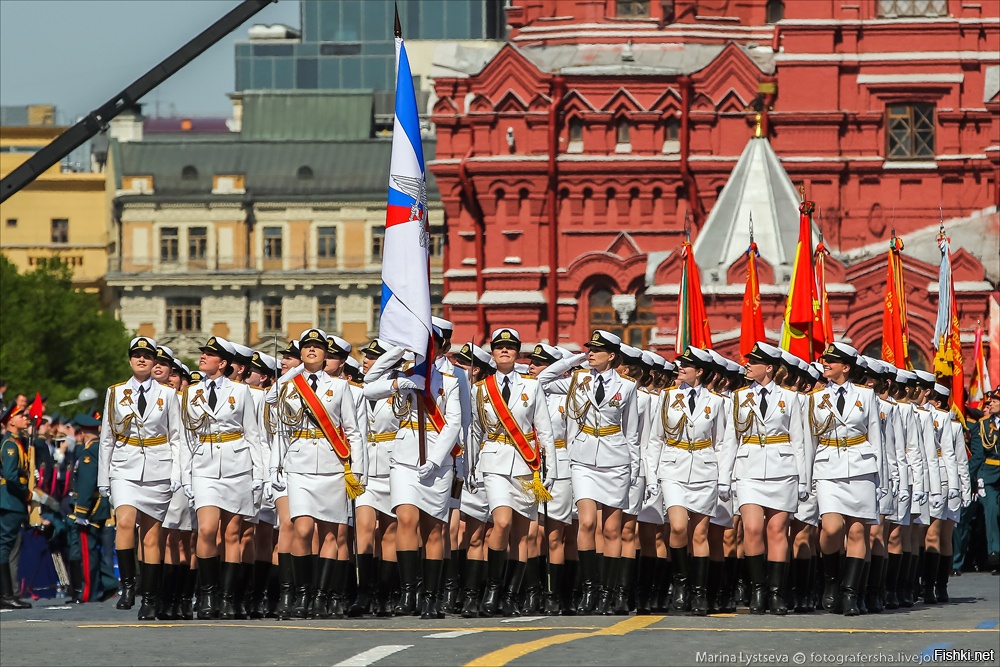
[
  {"left": 969, "top": 390, "right": 1000, "bottom": 573},
  {"left": 1, "top": 404, "right": 32, "bottom": 609},
  {"left": 69, "top": 413, "right": 118, "bottom": 602}
]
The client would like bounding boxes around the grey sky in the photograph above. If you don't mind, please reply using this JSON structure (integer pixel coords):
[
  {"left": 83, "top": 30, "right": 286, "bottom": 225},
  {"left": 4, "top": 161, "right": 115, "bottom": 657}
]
[{"left": 0, "top": 0, "right": 301, "bottom": 122}]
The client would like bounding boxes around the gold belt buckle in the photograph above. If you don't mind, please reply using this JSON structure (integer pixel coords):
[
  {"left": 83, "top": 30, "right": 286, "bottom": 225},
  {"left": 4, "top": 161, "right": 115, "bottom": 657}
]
[{"left": 757, "top": 434, "right": 765, "bottom": 447}]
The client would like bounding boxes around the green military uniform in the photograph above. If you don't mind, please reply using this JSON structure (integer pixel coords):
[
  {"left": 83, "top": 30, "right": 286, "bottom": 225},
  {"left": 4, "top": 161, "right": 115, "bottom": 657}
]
[
  {"left": 0, "top": 430, "right": 30, "bottom": 564},
  {"left": 1, "top": 426, "right": 32, "bottom": 609},
  {"left": 968, "top": 412, "right": 1000, "bottom": 567},
  {"left": 952, "top": 420, "right": 977, "bottom": 572},
  {"left": 69, "top": 420, "right": 117, "bottom": 602}
]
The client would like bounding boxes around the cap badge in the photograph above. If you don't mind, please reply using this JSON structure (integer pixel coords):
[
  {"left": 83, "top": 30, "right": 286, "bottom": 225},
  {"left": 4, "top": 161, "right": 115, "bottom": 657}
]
[
  {"left": 825, "top": 344, "right": 836, "bottom": 355},
  {"left": 500, "top": 331, "right": 511, "bottom": 340},
  {"left": 592, "top": 332, "right": 600, "bottom": 342},
  {"left": 534, "top": 345, "right": 543, "bottom": 354},
  {"left": 137, "top": 339, "right": 148, "bottom": 348},
  {"left": 308, "top": 331, "right": 319, "bottom": 339}
]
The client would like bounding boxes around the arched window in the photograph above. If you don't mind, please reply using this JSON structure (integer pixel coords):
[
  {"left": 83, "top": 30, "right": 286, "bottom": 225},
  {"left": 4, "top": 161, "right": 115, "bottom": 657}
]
[
  {"left": 297, "top": 165, "right": 314, "bottom": 180},
  {"left": 587, "top": 288, "right": 656, "bottom": 348},
  {"left": 616, "top": 118, "right": 631, "bottom": 145},
  {"left": 861, "top": 338, "right": 932, "bottom": 372},
  {"left": 181, "top": 165, "right": 198, "bottom": 180},
  {"left": 766, "top": 0, "right": 784, "bottom": 23}
]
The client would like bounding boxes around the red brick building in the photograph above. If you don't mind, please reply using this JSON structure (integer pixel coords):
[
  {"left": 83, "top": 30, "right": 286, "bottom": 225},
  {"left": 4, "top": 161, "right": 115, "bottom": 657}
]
[{"left": 429, "top": 0, "right": 999, "bottom": 375}]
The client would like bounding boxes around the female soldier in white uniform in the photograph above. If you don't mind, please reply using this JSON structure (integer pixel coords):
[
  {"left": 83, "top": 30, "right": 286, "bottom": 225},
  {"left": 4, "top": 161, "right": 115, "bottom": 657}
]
[
  {"left": 363, "top": 345, "right": 462, "bottom": 619},
  {"left": 267, "top": 340, "right": 300, "bottom": 619},
  {"left": 98, "top": 336, "right": 183, "bottom": 620},
  {"left": 537, "top": 330, "right": 640, "bottom": 616},
  {"left": 453, "top": 344, "right": 497, "bottom": 618},
  {"left": 246, "top": 351, "right": 277, "bottom": 619},
  {"left": 181, "top": 336, "right": 265, "bottom": 620},
  {"left": 807, "top": 342, "right": 884, "bottom": 616},
  {"left": 353, "top": 339, "right": 399, "bottom": 618},
  {"left": 528, "top": 344, "right": 574, "bottom": 616},
  {"left": 921, "top": 383, "right": 959, "bottom": 604},
  {"left": 468, "top": 329, "right": 556, "bottom": 617},
  {"left": 268, "top": 328, "right": 365, "bottom": 620},
  {"left": 647, "top": 346, "right": 728, "bottom": 616},
  {"left": 719, "top": 342, "right": 808, "bottom": 615}
]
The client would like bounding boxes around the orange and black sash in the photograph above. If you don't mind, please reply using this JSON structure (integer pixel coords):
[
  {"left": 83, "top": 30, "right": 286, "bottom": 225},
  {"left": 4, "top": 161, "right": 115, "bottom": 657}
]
[
  {"left": 290, "top": 374, "right": 364, "bottom": 498},
  {"left": 484, "top": 376, "right": 539, "bottom": 472}
]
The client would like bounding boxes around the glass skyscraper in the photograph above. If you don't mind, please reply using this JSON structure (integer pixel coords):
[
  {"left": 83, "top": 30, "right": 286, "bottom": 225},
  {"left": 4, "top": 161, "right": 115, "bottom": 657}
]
[{"left": 235, "top": 0, "right": 508, "bottom": 93}]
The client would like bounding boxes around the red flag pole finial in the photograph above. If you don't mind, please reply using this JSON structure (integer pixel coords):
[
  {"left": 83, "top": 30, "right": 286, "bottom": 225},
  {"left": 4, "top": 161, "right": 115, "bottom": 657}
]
[{"left": 394, "top": 3, "right": 402, "bottom": 38}]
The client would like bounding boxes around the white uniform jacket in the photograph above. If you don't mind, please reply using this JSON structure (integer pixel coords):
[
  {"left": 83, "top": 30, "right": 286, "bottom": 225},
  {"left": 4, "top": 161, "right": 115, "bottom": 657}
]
[
  {"left": 897, "top": 401, "right": 926, "bottom": 497},
  {"left": 806, "top": 381, "right": 884, "bottom": 486},
  {"left": 719, "top": 382, "right": 807, "bottom": 488},
  {"left": 365, "top": 395, "right": 399, "bottom": 478},
  {"left": 436, "top": 356, "right": 471, "bottom": 479},
  {"left": 877, "top": 396, "right": 902, "bottom": 496},
  {"left": 363, "top": 367, "right": 462, "bottom": 470},
  {"left": 926, "top": 406, "right": 959, "bottom": 496},
  {"left": 914, "top": 406, "right": 943, "bottom": 497},
  {"left": 181, "top": 377, "right": 265, "bottom": 485},
  {"left": 99, "top": 377, "right": 183, "bottom": 488},
  {"left": 267, "top": 371, "right": 365, "bottom": 478},
  {"left": 647, "top": 385, "right": 730, "bottom": 485},
  {"left": 468, "top": 372, "right": 556, "bottom": 480},
  {"left": 951, "top": 418, "right": 972, "bottom": 506},
  {"left": 537, "top": 359, "right": 640, "bottom": 478}
]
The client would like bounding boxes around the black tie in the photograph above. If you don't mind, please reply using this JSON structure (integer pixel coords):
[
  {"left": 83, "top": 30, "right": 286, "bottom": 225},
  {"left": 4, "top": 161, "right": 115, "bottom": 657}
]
[
  {"left": 759, "top": 388, "right": 768, "bottom": 416},
  {"left": 368, "top": 399, "right": 377, "bottom": 411},
  {"left": 137, "top": 386, "right": 147, "bottom": 416},
  {"left": 595, "top": 377, "right": 605, "bottom": 405},
  {"left": 208, "top": 382, "right": 217, "bottom": 410},
  {"left": 502, "top": 377, "right": 511, "bottom": 404},
  {"left": 688, "top": 389, "right": 696, "bottom": 413},
  {"left": 837, "top": 387, "right": 846, "bottom": 415},
  {"left": 309, "top": 374, "right": 319, "bottom": 392}
]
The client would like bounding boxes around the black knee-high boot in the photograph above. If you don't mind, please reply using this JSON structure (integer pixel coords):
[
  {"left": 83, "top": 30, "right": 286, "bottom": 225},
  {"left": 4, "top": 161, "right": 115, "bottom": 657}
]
[
  {"left": 249, "top": 560, "right": 271, "bottom": 619},
  {"left": 921, "top": 551, "right": 940, "bottom": 604},
  {"left": 137, "top": 562, "right": 161, "bottom": 621},
  {"left": 821, "top": 552, "right": 842, "bottom": 613},
  {"left": 884, "top": 552, "right": 902, "bottom": 609},
  {"left": 542, "top": 561, "right": 564, "bottom": 615},
  {"left": 443, "top": 549, "right": 465, "bottom": 614},
  {"left": 745, "top": 554, "right": 767, "bottom": 614},
  {"left": 866, "top": 555, "right": 885, "bottom": 613},
  {"left": 115, "top": 548, "right": 137, "bottom": 610},
  {"left": 421, "top": 559, "right": 445, "bottom": 619},
  {"left": 561, "top": 559, "right": 578, "bottom": 616},
  {"left": 669, "top": 547, "right": 690, "bottom": 612},
  {"left": 394, "top": 551, "right": 420, "bottom": 616},
  {"left": 719, "top": 556, "right": 738, "bottom": 613},
  {"left": 291, "top": 555, "right": 314, "bottom": 619},
  {"left": 219, "top": 561, "right": 241, "bottom": 620},
  {"left": 480, "top": 549, "right": 508, "bottom": 617},
  {"left": 935, "top": 554, "right": 952, "bottom": 603},
  {"left": 349, "top": 553, "right": 375, "bottom": 618},
  {"left": 635, "top": 556, "right": 657, "bottom": 615},
  {"left": 576, "top": 550, "right": 599, "bottom": 615},
  {"left": 841, "top": 557, "right": 863, "bottom": 616},
  {"left": 689, "top": 557, "right": 710, "bottom": 616},
  {"left": 311, "top": 557, "right": 337, "bottom": 619},
  {"left": 793, "top": 558, "right": 812, "bottom": 613},
  {"left": 460, "top": 558, "right": 485, "bottom": 618},
  {"left": 706, "top": 559, "right": 723, "bottom": 614},
  {"left": 196, "top": 557, "right": 220, "bottom": 620},
  {"left": 275, "top": 553, "right": 294, "bottom": 620},
  {"left": 766, "top": 561, "right": 787, "bottom": 615},
  {"left": 501, "top": 560, "right": 527, "bottom": 617}
]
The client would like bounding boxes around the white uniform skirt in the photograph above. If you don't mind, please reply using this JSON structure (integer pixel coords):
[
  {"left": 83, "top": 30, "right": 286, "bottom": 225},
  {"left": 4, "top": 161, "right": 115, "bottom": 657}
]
[
  {"left": 193, "top": 473, "right": 254, "bottom": 516},
  {"left": 793, "top": 487, "right": 820, "bottom": 527},
  {"left": 639, "top": 482, "right": 666, "bottom": 525},
  {"left": 937, "top": 494, "right": 961, "bottom": 522},
  {"left": 243, "top": 486, "right": 264, "bottom": 524},
  {"left": 110, "top": 479, "right": 172, "bottom": 523},
  {"left": 460, "top": 485, "right": 492, "bottom": 524},
  {"left": 571, "top": 462, "right": 629, "bottom": 510},
  {"left": 662, "top": 479, "right": 718, "bottom": 517},
  {"left": 878, "top": 490, "right": 896, "bottom": 517},
  {"left": 709, "top": 494, "right": 733, "bottom": 528},
  {"left": 888, "top": 493, "right": 912, "bottom": 526},
  {"left": 543, "top": 478, "right": 574, "bottom": 524},
  {"left": 484, "top": 473, "right": 537, "bottom": 521},
  {"left": 736, "top": 476, "right": 798, "bottom": 514},
  {"left": 356, "top": 475, "right": 395, "bottom": 517},
  {"left": 816, "top": 474, "right": 878, "bottom": 521},
  {"left": 390, "top": 462, "right": 453, "bottom": 523},
  {"left": 287, "top": 471, "right": 349, "bottom": 524},
  {"left": 626, "top": 475, "right": 644, "bottom": 516},
  {"left": 162, "top": 487, "right": 195, "bottom": 531}
]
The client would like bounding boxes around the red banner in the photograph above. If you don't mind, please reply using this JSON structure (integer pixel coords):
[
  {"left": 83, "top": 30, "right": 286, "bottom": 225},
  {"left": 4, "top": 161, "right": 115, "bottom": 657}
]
[
  {"left": 882, "top": 236, "right": 911, "bottom": 370},
  {"left": 740, "top": 242, "right": 765, "bottom": 362}
]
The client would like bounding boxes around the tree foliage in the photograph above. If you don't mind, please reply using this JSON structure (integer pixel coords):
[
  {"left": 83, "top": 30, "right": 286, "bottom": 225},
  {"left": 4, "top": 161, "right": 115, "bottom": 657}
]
[{"left": 0, "top": 256, "right": 131, "bottom": 406}]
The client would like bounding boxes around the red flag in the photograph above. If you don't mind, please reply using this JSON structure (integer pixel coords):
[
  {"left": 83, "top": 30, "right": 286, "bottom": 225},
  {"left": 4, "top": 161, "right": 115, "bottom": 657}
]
[
  {"left": 934, "top": 231, "right": 965, "bottom": 417},
  {"left": 814, "top": 241, "right": 834, "bottom": 349},
  {"left": 676, "top": 241, "right": 712, "bottom": 352},
  {"left": 740, "top": 242, "right": 765, "bottom": 361},
  {"left": 968, "top": 323, "right": 991, "bottom": 408},
  {"left": 881, "top": 235, "right": 911, "bottom": 370},
  {"left": 27, "top": 393, "right": 44, "bottom": 428},
  {"left": 781, "top": 200, "right": 820, "bottom": 360}
]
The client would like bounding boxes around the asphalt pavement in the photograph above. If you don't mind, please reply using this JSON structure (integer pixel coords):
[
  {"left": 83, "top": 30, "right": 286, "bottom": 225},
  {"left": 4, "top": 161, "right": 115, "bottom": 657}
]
[{"left": 2, "top": 572, "right": 997, "bottom": 667}]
